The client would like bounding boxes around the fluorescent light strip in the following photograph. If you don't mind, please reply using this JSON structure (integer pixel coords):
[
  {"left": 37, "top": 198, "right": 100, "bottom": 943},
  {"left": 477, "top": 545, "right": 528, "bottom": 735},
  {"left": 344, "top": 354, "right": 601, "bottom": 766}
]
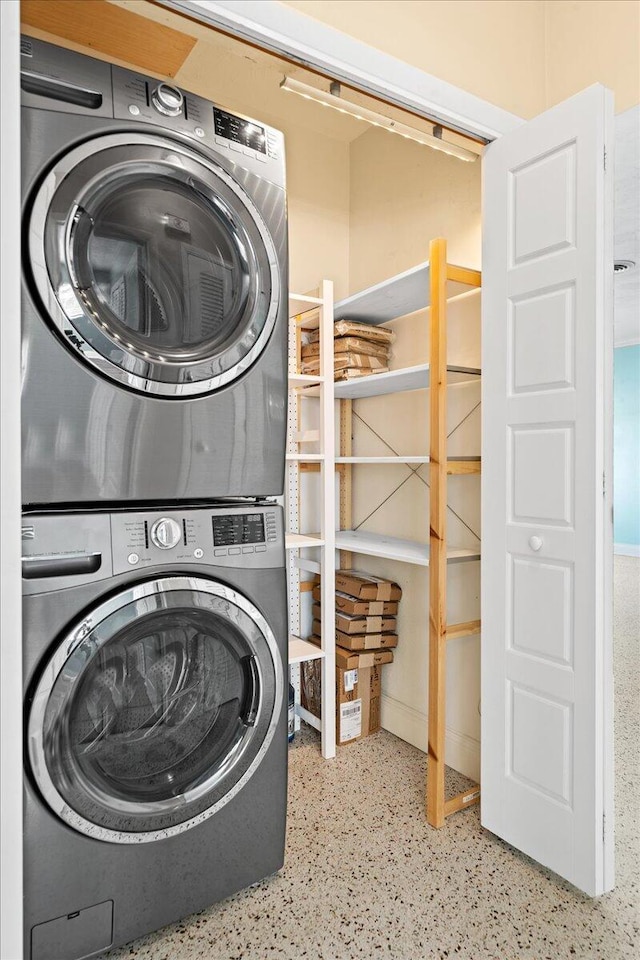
[{"left": 280, "top": 76, "right": 478, "bottom": 162}]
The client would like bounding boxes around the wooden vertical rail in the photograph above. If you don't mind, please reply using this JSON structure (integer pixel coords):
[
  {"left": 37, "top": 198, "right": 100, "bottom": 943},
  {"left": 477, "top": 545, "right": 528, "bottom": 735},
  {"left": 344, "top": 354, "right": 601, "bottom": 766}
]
[{"left": 427, "top": 238, "right": 448, "bottom": 827}]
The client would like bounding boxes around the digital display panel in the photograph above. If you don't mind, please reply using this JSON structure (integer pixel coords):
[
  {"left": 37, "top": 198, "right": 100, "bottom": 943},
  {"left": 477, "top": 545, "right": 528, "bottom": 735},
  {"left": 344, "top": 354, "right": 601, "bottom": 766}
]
[
  {"left": 213, "top": 108, "right": 267, "bottom": 154},
  {"left": 212, "top": 514, "right": 265, "bottom": 546}
]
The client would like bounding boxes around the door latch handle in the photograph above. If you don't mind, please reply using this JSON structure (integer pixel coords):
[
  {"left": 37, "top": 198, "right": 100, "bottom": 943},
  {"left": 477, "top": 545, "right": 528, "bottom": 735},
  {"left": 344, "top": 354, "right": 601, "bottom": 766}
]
[{"left": 528, "top": 536, "right": 543, "bottom": 552}]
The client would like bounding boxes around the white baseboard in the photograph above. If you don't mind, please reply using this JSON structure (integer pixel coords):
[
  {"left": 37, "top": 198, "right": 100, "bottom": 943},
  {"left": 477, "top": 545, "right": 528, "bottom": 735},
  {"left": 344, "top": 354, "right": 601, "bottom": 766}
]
[
  {"left": 614, "top": 543, "right": 640, "bottom": 558},
  {"left": 380, "top": 694, "right": 481, "bottom": 783}
]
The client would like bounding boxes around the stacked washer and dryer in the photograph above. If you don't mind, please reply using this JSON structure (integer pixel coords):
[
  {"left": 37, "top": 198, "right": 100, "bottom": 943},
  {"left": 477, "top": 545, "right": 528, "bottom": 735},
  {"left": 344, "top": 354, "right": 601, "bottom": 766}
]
[{"left": 21, "top": 38, "right": 290, "bottom": 960}]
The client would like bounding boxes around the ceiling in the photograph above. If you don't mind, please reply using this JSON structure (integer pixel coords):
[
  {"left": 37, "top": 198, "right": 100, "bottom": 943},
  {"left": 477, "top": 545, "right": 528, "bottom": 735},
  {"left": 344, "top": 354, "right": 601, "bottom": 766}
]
[{"left": 614, "top": 105, "right": 640, "bottom": 347}]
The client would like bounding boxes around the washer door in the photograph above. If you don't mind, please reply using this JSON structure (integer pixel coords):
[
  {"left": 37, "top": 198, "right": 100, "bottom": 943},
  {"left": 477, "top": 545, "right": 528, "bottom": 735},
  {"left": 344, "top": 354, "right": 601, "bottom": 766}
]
[
  {"left": 28, "top": 133, "right": 281, "bottom": 396},
  {"left": 28, "top": 577, "right": 283, "bottom": 843}
]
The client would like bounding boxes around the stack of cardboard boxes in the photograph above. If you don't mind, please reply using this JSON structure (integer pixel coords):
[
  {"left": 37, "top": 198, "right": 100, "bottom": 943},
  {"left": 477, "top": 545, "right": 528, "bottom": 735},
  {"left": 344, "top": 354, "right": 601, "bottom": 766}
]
[
  {"left": 300, "top": 319, "right": 395, "bottom": 382},
  {"left": 301, "top": 570, "right": 402, "bottom": 746}
]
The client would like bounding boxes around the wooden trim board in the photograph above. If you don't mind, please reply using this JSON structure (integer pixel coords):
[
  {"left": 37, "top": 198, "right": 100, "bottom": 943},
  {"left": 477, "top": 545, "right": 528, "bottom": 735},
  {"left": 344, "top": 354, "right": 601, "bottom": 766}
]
[{"left": 21, "top": 0, "right": 196, "bottom": 77}]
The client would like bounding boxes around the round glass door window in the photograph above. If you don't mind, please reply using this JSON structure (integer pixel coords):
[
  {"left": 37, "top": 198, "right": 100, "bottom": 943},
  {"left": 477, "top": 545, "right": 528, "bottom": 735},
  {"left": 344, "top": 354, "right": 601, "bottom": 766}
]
[
  {"left": 28, "top": 133, "right": 282, "bottom": 396},
  {"left": 28, "top": 578, "right": 282, "bottom": 843}
]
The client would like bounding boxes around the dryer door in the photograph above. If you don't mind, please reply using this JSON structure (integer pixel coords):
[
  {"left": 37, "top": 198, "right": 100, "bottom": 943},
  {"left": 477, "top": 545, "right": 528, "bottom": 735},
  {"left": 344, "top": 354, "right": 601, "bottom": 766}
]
[
  {"left": 28, "top": 576, "right": 283, "bottom": 843},
  {"left": 28, "top": 132, "right": 282, "bottom": 396}
]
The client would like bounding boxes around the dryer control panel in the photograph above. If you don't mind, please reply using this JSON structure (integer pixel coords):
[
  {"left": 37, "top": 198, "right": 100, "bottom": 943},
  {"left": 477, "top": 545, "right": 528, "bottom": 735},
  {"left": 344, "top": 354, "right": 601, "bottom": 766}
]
[
  {"left": 110, "top": 65, "right": 285, "bottom": 187},
  {"left": 20, "top": 38, "right": 285, "bottom": 189}
]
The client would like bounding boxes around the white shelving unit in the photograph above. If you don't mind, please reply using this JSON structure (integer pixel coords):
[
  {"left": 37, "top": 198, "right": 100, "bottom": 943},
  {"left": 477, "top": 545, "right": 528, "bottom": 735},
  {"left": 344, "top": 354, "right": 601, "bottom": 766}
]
[
  {"left": 334, "top": 238, "right": 482, "bottom": 827},
  {"left": 286, "top": 282, "right": 336, "bottom": 759}
]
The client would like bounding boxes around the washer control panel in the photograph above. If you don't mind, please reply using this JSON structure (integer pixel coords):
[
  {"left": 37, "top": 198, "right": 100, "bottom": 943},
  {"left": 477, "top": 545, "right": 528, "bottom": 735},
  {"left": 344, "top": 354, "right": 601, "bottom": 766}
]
[{"left": 111, "top": 505, "right": 283, "bottom": 574}]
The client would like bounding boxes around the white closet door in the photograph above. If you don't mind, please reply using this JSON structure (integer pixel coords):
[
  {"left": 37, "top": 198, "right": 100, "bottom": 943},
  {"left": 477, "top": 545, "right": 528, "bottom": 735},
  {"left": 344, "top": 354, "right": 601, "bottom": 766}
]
[{"left": 481, "top": 84, "right": 614, "bottom": 897}]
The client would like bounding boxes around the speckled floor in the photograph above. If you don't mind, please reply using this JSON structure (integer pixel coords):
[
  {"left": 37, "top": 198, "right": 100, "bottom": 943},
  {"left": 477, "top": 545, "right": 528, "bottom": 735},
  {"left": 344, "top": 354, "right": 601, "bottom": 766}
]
[{"left": 106, "top": 558, "right": 639, "bottom": 960}]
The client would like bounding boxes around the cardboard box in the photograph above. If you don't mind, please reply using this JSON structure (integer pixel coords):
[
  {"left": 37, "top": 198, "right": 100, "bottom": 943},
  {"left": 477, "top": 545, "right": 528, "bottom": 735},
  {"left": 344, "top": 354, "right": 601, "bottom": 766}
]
[
  {"left": 312, "top": 605, "right": 397, "bottom": 635},
  {"left": 334, "top": 570, "right": 402, "bottom": 602},
  {"left": 336, "top": 645, "right": 394, "bottom": 669},
  {"left": 312, "top": 618, "right": 397, "bottom": 651},
  {"left": 307, "top": 319, "right": 396, "bottom": 345},
  {"left": 312, "top": 585, "right": 398, "bottom": 616},
  {"left": 335, "top": 630, "right": 398, "bottom": 651},
  {"left": 301, "top": 339, "right": 390, "bottom": 361},
  {"left": 301, "top": 354, "right": 388, "bottom": 376},
  {"left": 300, "top": 641, "right": 393, "bottom": 745}
]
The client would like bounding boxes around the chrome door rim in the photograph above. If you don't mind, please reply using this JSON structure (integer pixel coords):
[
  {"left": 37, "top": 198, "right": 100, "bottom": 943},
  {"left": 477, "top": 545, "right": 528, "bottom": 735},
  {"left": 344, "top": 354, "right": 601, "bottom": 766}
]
[
  {"left": 28, "top": 576, "right": 283, "bottom": 843},
  {"left": 28, "top": 132, "right": 282, "bottom": 397}
]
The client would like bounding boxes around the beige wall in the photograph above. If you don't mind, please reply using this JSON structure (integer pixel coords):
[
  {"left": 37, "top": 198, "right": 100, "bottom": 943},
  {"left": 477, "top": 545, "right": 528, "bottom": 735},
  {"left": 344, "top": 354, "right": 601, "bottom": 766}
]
[
  {"left": 545, "top": 1, "right": 640, "bottom": 113},
  {"left": 282, "top": 0, "right": 547, "bottom": 118},
  {"left": 346, "top": 128, "right": 482, "bottom": 775},
  {"left": 282, "top": 0, "right": 640, "bottom": 114}
]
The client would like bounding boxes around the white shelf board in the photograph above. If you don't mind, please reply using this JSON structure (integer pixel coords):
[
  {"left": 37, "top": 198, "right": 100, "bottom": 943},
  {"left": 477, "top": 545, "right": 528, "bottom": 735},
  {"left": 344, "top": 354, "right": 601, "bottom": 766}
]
[
  {"left": 335, "top": 456, "right": 430, "bottom": 464},
  {"left": 289, "top": 293, "right": 322, "bottom": 319},
  {"left": 285, "top": 533, "right": 325, "bottom": 550},
  {"left": 335, "top": 530, "right": 480, "bottom": 566},
  {"left": 289, "top": 636, "right": 325, "bottom": 664},
  {"left": 286, "top": 454, "right": 325, "bottom": 462},
  {"left": 334, "top": 261, "right": 477, "bottom": 325},
  {"left": 333, "top": 363, "right": 480, "bottom": 399}
]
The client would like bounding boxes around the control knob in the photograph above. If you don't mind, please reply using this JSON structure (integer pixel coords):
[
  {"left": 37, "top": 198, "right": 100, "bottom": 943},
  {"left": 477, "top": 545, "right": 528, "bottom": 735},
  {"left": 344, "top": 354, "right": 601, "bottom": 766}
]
[
  {"left": 150, "top": 517, "right": 182, "bottom": 550},
  {"left": 151, "top": 83, "right": 184, "bottom": 117}
]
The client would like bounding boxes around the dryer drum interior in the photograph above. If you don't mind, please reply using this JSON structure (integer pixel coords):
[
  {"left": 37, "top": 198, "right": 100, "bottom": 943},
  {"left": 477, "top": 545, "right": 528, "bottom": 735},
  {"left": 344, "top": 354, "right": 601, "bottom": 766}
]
[
  {"left": 28, "top": 578, "right": 282, "bottom": 842},
  {"left": 28, "top": 134, "right": 282, "bottom": 396}
]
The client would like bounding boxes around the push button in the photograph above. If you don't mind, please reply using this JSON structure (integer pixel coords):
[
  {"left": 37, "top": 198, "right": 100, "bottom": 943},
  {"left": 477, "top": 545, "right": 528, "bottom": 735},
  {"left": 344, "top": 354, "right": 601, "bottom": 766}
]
[
  {"left": 255, "top": 545, "right": 267, "bottom": 553},
  {"left": 229, "top": 547, "right": 241, "bottom": 555},
  {"left": 242, "top": 546, "right": 254, "bottom": 554},
  {"left": 214, "top": 549, "right": 227, "bottom": 557}
]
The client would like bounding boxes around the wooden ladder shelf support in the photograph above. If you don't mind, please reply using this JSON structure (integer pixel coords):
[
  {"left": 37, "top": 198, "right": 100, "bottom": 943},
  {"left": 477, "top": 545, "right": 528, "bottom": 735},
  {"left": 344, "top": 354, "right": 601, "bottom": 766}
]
[
  {"left": 443, "top": 786, "right": 481, "bottom": 818},
  {"left": 446, "top": 620, "right": 481, "bottom": 641},
  {"left": 447, "top": 459, "right": 481, "bottom": 475},
  {"left": 426, "top": 238, "right": 482, "bottom": 828},
  {"left": 446, "top": 264, "right": 482, "bottom": 287}
]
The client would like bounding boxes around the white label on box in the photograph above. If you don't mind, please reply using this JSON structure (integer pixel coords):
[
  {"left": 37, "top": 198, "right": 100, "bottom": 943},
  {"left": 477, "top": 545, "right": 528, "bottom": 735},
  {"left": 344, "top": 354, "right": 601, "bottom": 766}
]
[
  {"left": 343, "top": 669, "right": 358, "bottom": 693},
  {"left": 339, "top": 699, "right": 362, "bottom": 742}
]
